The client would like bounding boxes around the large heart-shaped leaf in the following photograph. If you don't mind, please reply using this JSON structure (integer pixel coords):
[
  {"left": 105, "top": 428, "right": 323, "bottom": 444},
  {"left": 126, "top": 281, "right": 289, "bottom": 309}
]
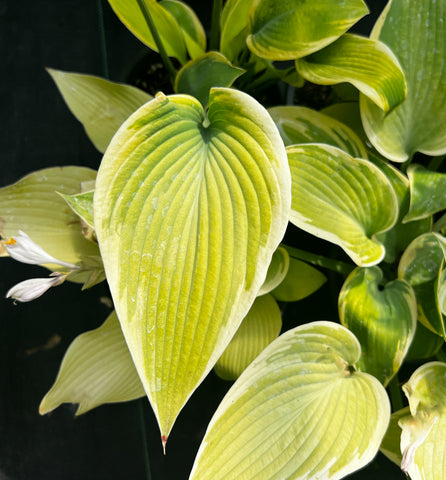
[
  {"left": 94, "top": 88, "right": 291, "bottom": 442},
  {"left": 190, "top": 321, "right": 390, "bottom": 480},
  {"left": 246, "top": 0, "right": 368, "bottom": 60},
  {"left": 339, "top": 266, "right": 417, "bottom": 385},
  {"left": 48, "top": 69, "right": 152, "bottom": 153},
  {"left": 360, "top": 0, "right": 446, "bottom": 162},
  {"left": 287, "top": 143, "right": 398, "bottom": 266},
  {"left": 296, "top": 33, "right": 407, "bottom": 112},
  {"left": 39, "top": 311, "right": 145, "bottom": 415}
]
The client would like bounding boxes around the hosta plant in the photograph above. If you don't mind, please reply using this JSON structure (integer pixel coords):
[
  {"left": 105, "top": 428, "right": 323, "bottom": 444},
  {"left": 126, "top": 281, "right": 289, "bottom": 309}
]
[{"left": 2, "top": 0, "right": 446, "bottom": 478}]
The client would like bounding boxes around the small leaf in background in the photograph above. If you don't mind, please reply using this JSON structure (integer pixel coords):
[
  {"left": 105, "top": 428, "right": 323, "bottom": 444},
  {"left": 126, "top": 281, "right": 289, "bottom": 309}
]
[
  {"left": 380, "top": 406, "right": 410, "bottom": 467},
  {"left": 246, "top": 0, "right": 368, "bottom": 60},
  {"left": 360, "top": 0, "right": 446, "bottom": 162},
  {"left": 94, "top": 88, "right": 291, "bottom": 443},
  {"left": 296, "top": 33, "right": 407, "bottom": 112},
  {"left": 257, "top": 246, "right": 289, "bottom": 296},
  {"left": 269, "top": 105, "right": 368, "bottom": 158},
  {"left": 271, "top": 256, "right": 326, "bottom": 302},
  {"left": 405, "top": 320, "right": 444, "bottom": 362},
  {"left": 48, "top": 69, "right": 152, "bottom": 153},
  {"left": 0, "top": 167, "right": 99, "bottom": 268},
  {"left": 174, "top": 52, "right": 245, "bottom": 107},
  {"left": 287, "top": 143, "right": 398, "bottom": 266},
  {"left": 220, "top": 0, "right": 252, "bottom": 62},
  {"left": 60, "top": 191, "right": 94, "bottom": 229},
  {"left": 399, "top": 362, "right": 446, "bottom": 479},
  {"left": 398, "top": 233, "right": 446, "bottom": 338},
  {"left": 404, "top": 164, "right": 446, "bottom": 222},
  {"left": 189, "top": 321, "right": 390, "bottom": 480},
  {"left": 214, "top": 294, "right": 282, "bottom": 381},
  {"left": 339, "top": 266, "right": 417, "bottom": 385},
  {"left": 39, "top": 311, "right": 145, "bottom": 415}
]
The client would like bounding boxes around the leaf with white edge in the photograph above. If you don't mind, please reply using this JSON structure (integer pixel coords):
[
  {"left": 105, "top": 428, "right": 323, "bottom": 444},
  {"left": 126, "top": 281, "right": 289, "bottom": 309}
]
[
  {"left": 380, "top": 407, "right": 409, "bottom": 467},
  {"left": 339, "top": 266, "right": 417, "bottom": 385},
  {"left": 48, "top": 69, "right": 152, "bottom": 153},
  {"left": 220, "top": 0, "right": 252, "bottom": 62},
  {"left": 94, "top": 87, "right": 291, "bottom": 443},
  {"left": 398, "top": 233, "right": 446, "bottom": 338},
  {"left": 107, "top": 0, "right": 187, "bottom": 64},
  {"left": 257, "top": 246, "right": 289, "bottom": 296},
  {"left": 246, "top": 0, "right": 368, "bottom": 61},
  {"left": 288, "top": 143, "right": 399, "bottom": 266},
  {"left": 269, "top": 105, "right": 368, "bottom": 158},
  {"left": 160, "top": 0, "right": 206, "bottom": 59},
  {"left": 271, "top": 256, "right": 327, "bottom": 302},
  {"left": 0, "top": 167, "right": 98, "bottom": 266},
  {"left": 360, "top": 0, "right": 446, "bottom": 162},
  {"left": 296, "top": 33, "right": 407, "bottom": 112},
  {"left": 405, "top": 164, "right": 446, "bottom": 222},
  {"left": 174, "top": 52, "right": 245, "bottom": 107},
  {"left": 214, "top": 294, "right": 282, "bottom": 381},
  {"left": 39, "top": 311, "right": 145, "bottom": 415},
  {"left": 399, "top": 362, "right": 446, "bottom": 479},
  {"left": 190, "top": 321, "right": 391, "bottom": 480},
  {"left": 60, "top": 191, "right": 94, "bottom": 229}
]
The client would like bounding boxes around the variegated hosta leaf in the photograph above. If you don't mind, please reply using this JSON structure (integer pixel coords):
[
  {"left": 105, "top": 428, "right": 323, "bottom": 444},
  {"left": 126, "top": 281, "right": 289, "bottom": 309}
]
[
  {"left": 220, "top": 0, "right": 252, "bottom": 62},
  {"left": 94, "top": 88, "right": 291, "bottom": 441},
  {"left": 399, "top": 362, "right": 446, "bottom": 479},
  {"left": 405, "top": 164, "right": 446, "bottom": 222},
  {"left": 398, "top": 233, "right": 446, "bottom": 338},
  {"left": 268, "top": 105, "right": 368, "bottom": 158},
  {"left": 297, "top": 33, "right": 407, "bottom": 112},
  {"left": 246, "top": 0, "right": 368, "bottom": 61},
  {"left": 0, "top": 167, "right": 98, "bottom": 266},
  {"left": 189, "top": 321, "right": 391, "bottom": 480},
  {"left": 214, "top": 294, "right": 282, "bottom": 381},
  {"left": 60, "top": 191, "right": 94, "bottom": 229},
  {"left": 257, "top": 246, "right": 289, "bottom": 296},
  {"left": 360, "top": 0, "right": 446, "bottom": 162},
  {"left": 271, "top": 256, "right": 327, "bottom": 302},
  {"left": 48, "top": 69, "right": 152, "bottom": 153},
  {"left": 380, "top": 406, "right": 410, "bottom": 467},
  {"left": 339, "top": 266, "right": 417, "bottom": 385},
  {"left": 322, "top": 102, "right": 369, "bottom": 147},
  {"left": 39, "top": 311, "right": 145, "bottom": 415},
  {"left": 288, "top": 143, "right": 399, "bottom": 266}
]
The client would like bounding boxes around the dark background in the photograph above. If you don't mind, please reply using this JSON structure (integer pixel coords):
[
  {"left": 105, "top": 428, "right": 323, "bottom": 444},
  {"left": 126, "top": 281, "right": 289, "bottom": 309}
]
[{"left": 0, "top": 1, "right": 404, "bottom": 479}]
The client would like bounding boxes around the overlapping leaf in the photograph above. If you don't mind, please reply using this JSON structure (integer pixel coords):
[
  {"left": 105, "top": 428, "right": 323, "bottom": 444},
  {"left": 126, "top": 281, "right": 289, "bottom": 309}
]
[
  {"left": 94, "top": 88, "right": 291, "bottom": 441},
  {"left": 257, "top": 246, "right": 289, "bottom": 296},
  {"left": 190, "top": 321, "right": 390, "bottom": 480}
]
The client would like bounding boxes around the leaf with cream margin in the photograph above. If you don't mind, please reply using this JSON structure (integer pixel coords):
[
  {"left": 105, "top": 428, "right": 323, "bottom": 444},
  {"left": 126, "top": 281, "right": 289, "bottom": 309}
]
[
  {"left": 40, "top": 311, "right": 145, "bottom": 415},
  {"left": 214, "top": 294, "right": 282, "bottom": 381},
  {"left": 339, "top": 266, "right": 417, "bottom": 385},
  {"left": 246, "top": 0, "right": 368, "bottom": 61},
  {"left": 287, "top": 143, "right": 398, "bottom": 266},
  {"left": 399, "top": 362, "right": 446, "bottom": 479},
  {"left": 257, "top": 246, "right": 289, "bottom": 296},
  {"left": 189, "top": 321, "right": 390, "bottom": 480},
  {"left": 380, "top": 406, "right": 409, "bottom": 467},
  {"left": 296, "top": 33, "right": 407, "bottom": 112},
  {"left": 360, "top": 0, "right": 446, "bottom": 162},
  {"left": 0, "top": 167, "right": 98, "bottom": 267},
  {"left": 93, "top": 88, "right": 291, "bottom": 444},
  {"left": 48, "top": 69, "right": 152, "bottom": 153},
  {"left": 268, "top": 105, "right": 368, "bottom": 158}
]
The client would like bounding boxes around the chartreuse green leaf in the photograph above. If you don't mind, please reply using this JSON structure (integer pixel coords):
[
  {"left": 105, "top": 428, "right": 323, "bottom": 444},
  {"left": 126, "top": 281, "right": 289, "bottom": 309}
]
[
  {"left": 271, "top": 256, "right": 327, "bottom": 302},
  {"left": 94, "top": 88, "right": 291, "bottom": 443},
  {"left": 220, "top": 0, "right": 252, "bottom": 62},
  {"left": 398, "top": 233, "right": 446, "bottom": 338},
  {"left": 60, "top": 191, "right": 94, "bottom": 230},
  {"left": 380, "top": 407, "right": 409, "bottom": 467},
  {"left": 214, "top": 294, "right": 282, "bottom": 381},
  {"left": 339, "top": 266, "right": 417, "bottom": 385},
  {"left": 296, "top": 34, "right": 407, "bottom": 112},
  {"left": 399, "top": 362, "right": 446, "bottom": 479},
  {"left": 405, "top": 164, "right": 446, "bottom": 222},
  {"left": 0, "top": 167, "right": 98, "bottom": 266},
  {"left": 107, "top": 0, "right": 187, "bottom": 64},
  {"left": 288, "top": 144, "right": 398, "bottom": 266},
  {"left": 189, "top": 321, "right": 390, "bottom": 480},
  {"left": 174, "top": 52, "right": 245, "bottom": 107},
  {"left": 360, "top": 0, "right": 446, "bottom": 162},
  {"left": 48, "top": 69, "right": 152, "bottom": 153},
  {"left": 39, "top": 311, "right": 144, "bottom": 415},
  {"left": 159, "top": 0, "right": 206, "bottom": 59},
  {"left": 246, "top": 0, "right": 368, "bottom": 61},
  {"left": 257, "top": 247, "right": 289, "bottom": 296},
  {"left": 268, "top": 105, "right": 368, "bottom": 158}
]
